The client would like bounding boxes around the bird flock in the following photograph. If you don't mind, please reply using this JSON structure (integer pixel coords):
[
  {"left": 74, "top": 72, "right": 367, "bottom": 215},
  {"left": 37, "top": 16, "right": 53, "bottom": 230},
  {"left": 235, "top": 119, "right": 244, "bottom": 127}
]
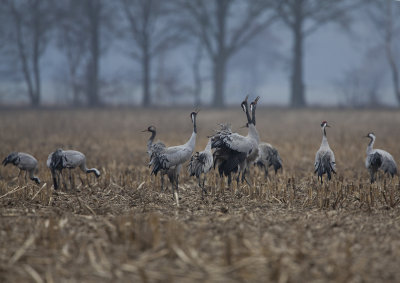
[{"left": 2, "top": 96, "right": 398, "bottom": 205}]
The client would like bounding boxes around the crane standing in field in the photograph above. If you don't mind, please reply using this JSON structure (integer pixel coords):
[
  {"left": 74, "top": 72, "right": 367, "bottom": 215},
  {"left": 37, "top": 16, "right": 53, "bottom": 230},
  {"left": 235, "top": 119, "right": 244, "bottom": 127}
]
[
  {"left": 142, "top": 126, "right": 168, "bottom": 191},
  {"left": 365, "top": 132, "right": 397, "bottom": 183},
  {"left": 212, "top": 96, "right": 259, "bottom": 188},
  {"left": 2, "top": 152, "right": 41, "bottom": 184},
  {"left": 314, "top": 121, "right": 336, "bottom": 184},
  {"left": 150, "top": 111, "right": 198, "bottom": 205},
  {"left": 255, "top": 143, "right": 283, "bottom": 178},
  {"left": 188, "top": 138, "right": 213, "bottom": 199},
  {"left": 47, "top": 149, "right": 101, "bottom": 190}
]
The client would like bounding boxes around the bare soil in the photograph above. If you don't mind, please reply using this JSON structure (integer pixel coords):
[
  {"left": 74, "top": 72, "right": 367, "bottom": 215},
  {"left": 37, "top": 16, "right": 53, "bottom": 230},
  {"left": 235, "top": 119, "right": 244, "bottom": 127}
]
[{"left": 0, "top": 108, "right": 400, "bottom": 282}]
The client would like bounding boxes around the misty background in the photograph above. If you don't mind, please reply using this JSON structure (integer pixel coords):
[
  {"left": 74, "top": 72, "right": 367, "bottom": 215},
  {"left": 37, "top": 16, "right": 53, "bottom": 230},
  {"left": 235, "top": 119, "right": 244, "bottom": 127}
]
[{"left": 0, "top": 0, "right": 399, "bottom": 108}]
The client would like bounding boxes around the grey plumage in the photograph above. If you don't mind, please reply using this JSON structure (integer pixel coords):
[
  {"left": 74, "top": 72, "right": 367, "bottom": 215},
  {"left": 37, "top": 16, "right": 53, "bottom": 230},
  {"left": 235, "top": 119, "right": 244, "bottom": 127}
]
[
  {"left": 212, "top": 96, "right": 259, "bottom": 187},
  {"left": 255, "top": 143, "right": 283, "bottom": 177},
  {"left": 314, "top": 121, "right": 336, "bottom": 184},
  {"left": 2, "top": 152, "right": 40, "bottom": 184},
  {"left": 143, "top": 125, "right": 167, "bottom": 191},
  {"left": 188, "top": 139, "right": 213, "bottom": 198},
  {"left": 47, "top": 148, "right": 100, "bottom": 190},
  {"left": 365, "top": 133, "right": 397, "bottom": 183},
  {"left": 149, "top": 112, "right": 198, "bottom": 204}
]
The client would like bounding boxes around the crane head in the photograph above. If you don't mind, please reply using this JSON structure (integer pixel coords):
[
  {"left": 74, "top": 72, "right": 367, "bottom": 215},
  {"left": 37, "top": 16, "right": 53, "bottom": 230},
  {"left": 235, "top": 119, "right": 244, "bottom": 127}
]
[
  {"left": 321, "top": 121, "right": 330, "bottom": 128},
  {"left": 142, "top": 125, "right": 155, "bottom": 132},
  {"left": 250, "top": 96, "right": 260, "bottom": 112},
  {"left": 241, "top": 95, "right": 249, "bottom": 113},
  {"left": 190, "top": 111, "right": 198, "bottom": 123},
  {"left": 365, "top": 132, "right": 375, "bottom": 139}
]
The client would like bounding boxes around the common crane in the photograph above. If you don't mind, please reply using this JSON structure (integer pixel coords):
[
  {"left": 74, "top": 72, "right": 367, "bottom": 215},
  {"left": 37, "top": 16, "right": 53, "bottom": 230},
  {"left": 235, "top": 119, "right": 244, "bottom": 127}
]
[
  {"left": 2, "top": 152, "right": 40, "bottom": 184},
  {"left": 150, "top": 111, "right": 198, "bottom": 205},
  {"left": 365, "top": 132, "right": 397, "bottom": 183},
  {"left": 188, "top": 138, "right": 213, "bottom": 199},
  {"left": 314, "top": 121, "right": 336, "bottom": 184},
  {"left": 47, "top": 149, "right": 101, "bottom": 190},
  {"left": 212, "top": 96, "right": 259, "bottom": 187},
  {"left": 255, "top": 143, "right": 283, "bottom": 178},
  {"left": 142, "top": 125, "right": 167, "bottom": 191},
  {"left": 250, "top": 99, "right": 282, "bottom": 177}
]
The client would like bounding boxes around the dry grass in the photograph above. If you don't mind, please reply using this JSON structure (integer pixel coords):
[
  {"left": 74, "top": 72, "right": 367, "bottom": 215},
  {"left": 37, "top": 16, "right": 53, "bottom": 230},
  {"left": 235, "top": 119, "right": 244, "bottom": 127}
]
[{"left": 0, "top": 108, "right": 400, "bottom": 282}]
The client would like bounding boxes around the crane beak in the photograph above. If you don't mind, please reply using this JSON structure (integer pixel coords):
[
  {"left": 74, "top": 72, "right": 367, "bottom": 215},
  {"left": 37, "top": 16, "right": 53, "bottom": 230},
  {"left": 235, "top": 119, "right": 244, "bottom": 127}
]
[
  {"left": 326, "top": 125, "right": 331, "bottom": 128},
  {"left": 141, "top": 129, "right": 148, "bottom": 132},
  {"left": 253, "top": 96, "right": 260, "bottom": 105}
]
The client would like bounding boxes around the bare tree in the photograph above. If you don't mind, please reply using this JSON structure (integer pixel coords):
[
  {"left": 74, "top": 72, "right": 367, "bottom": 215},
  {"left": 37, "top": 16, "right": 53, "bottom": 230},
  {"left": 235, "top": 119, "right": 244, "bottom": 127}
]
[
  {"left": 366, "top": 0, "right": 400, "bottom": 105},
  {"left": 56, "top": 0, "right": 88, "bottom": 106},
  {"left": 178, "top": 0, "right": 275, "bottom": 108},
  {"left": 120, "top": 0, "right": 183, "bottom": 107},
  {"left": 271, "top": 0, "right": 359, "bottom": 107},
  {"left": 55, "top": 0, "right": 115, "bottom": 107},
  {"left": 3, "top": 0, "right": 53, "bottom": 107}
]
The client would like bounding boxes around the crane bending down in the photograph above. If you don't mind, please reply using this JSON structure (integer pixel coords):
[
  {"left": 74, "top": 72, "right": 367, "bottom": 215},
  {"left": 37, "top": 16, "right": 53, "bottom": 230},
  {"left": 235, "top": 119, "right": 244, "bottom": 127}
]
[
  {"left": 188, "top": 138, "right": 213, "bottom": 199},
  {"left": 365, "top": 133, "right": 397, "bottom": 183},
  {"left": 255, "top": 143, "right": 283, "bottom": 178},
  {"left": 149, "top": 111, "right": 198, "bottom": 205},
  {"left": 314, "top": 121, "right": 336, "bottom": 184},
  {"left": 47, "top": 149, "right": 100, "bottom": 190},
  {"left": 212, "top": 96, "right": 259, "bottom": 188},
  {"left": 2, "top": 152, "right": 40, "bottom": 184}
]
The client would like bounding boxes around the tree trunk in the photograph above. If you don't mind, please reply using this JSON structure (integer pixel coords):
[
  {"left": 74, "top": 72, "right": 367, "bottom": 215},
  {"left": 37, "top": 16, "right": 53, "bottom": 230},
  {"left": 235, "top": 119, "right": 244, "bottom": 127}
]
[
  {"left": 384, "top": 2, "right": 400, "bottom": 105},
  {"left": 212, "top": 55, "right": 226, "bottom": 108},
  {"left": 142, "top": 51, "right": 151, "bottom": 107},
  {"left": 32, "top": 6, "right": 41, "bottom": 107},
  {"left": 87, "top": 0, "right": 100, "bottom": 107},
  {"left": 290, "top": 1, "right": 305, "bottom": 108}
]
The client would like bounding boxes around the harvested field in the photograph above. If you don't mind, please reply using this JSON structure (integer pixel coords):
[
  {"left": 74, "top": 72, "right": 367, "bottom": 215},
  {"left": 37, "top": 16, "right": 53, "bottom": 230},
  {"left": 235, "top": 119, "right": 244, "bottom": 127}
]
[{"left": 0, "top": 108, "right": 400, "bottom": 282}]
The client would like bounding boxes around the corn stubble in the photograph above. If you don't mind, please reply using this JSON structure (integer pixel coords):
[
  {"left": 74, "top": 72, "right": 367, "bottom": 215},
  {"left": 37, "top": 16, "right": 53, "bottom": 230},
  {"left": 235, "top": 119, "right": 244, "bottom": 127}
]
[{"left": 0, "top": 108, "right": 400, "bottom": 282}]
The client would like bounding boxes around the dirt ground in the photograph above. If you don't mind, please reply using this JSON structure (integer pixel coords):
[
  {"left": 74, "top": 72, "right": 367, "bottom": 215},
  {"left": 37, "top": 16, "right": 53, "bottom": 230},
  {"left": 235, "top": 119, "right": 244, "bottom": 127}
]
[{"left": 0, "top": 108, "right": 400, "bottom": 282}]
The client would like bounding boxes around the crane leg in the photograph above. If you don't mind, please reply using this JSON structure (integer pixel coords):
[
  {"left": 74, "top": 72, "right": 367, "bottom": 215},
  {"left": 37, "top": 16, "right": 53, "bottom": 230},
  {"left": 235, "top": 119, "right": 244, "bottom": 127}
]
[
  {"left": 160, "top": 175, "right": 165, "bottom": 192},
  {"left": 174, "top": 176, "right": 180, "bottom": 207},
  {"left": 202, "top": 176, "right": 207, "bottom": 199},
  {"left": 69, "top": 168, "right": 74, "bottom": 190}
]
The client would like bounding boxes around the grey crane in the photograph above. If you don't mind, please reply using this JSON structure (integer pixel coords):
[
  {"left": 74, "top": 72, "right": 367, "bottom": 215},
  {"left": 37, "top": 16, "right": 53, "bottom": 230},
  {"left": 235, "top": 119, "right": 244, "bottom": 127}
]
[
  {"left": 150, "top": 111, "right": 198, "bottom": 205},
  {"left": 314, "top": 121, "right": 336, "bottom": 184},
  {"left": 255, "top": 143, "right": 283, "bottom": 178},
  {"left": 2, "top": 152, "right": 40, "bottom": 184},
  {"left": 142, "top": 125, "right": 167, "bottom": 191},
  {"left": 47, "top": 149, "right": 100, "bottom": 190},
  {"left": 365, "top": 132, "right": 397, "bottom": 183},
  {"left": 251, "top": 99, "right": 282, "bottom": 177},
  {"left": 142, "top": 126, "right": 166, "bottom": 158},
  {"left": 212, "top": 96, "right": 259, "bottom": 187},
  {"left": 188, "top": 138, "right": 213, "bottom": 199}
]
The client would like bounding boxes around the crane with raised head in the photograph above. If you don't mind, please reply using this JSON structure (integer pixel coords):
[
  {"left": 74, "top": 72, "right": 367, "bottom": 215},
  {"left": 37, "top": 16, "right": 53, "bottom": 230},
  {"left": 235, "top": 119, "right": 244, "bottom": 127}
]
[
  {"left": 365, "top": 132, "right": 397, "bottom": 183},
  {"left": 314, "top": 121, "right": 336, "bottom": 184},
  {"left": 149, "top": 111, "right": 198, "bottom": 205},
  {"left": 188, "top": 138, "right": 213, "bottom": 199},
  {"left": 212, "top": 96, "right": 259, "bottom": 188},
  {"left": 142, "top": 125, "right": 167, "bottom": 191},
  {"left": 2, "top": 152, "right": 40, "bottom": 184}
]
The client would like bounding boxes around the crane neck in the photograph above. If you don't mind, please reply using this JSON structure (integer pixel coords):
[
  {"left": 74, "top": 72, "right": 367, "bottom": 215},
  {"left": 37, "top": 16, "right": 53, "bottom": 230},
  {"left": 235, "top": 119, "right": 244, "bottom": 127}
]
[
  {"left": 192, "top": 115, "right": 197, "bottom": 134},
  {"left": 186, "top": 131, "right": 197, "bottom": 151},
  {"left": 205, "top": 138, "right": 212, "bottom": 152},
  {"left": 147, "top": 130, "right": 156, "bottom": 149},
  {"left": 367, "top": 137, "right": 375, "bottom": 154},
  {"left": 248, "top": 123, "right": 259, "bottom": 144},
  {"left": 321, "top": 126, "right": 329, "bottom": 147},
  {"left": 251, "top": 106, "right": 256, "bottom": 125}
]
